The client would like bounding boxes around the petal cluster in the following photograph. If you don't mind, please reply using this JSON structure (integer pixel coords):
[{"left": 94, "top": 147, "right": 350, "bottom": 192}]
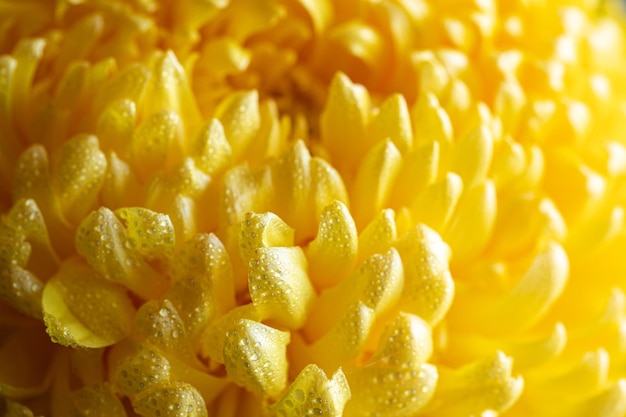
[{"left": 1, "top": 1, "right": 626, "bottom": 417}]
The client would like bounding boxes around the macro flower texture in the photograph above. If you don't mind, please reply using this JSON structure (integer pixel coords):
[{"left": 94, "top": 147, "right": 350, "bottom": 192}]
[{"left": 3, "top": 0, "right": 626, "bottom": 416}]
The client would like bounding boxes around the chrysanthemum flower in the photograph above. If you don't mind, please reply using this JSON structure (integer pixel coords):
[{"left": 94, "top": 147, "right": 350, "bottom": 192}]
[{"left": 2, "top": 0, "right": 626, "bottom": 416}]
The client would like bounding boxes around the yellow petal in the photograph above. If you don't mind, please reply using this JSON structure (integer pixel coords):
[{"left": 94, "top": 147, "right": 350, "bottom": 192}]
[
  {"left": 327, "top": 21, "right": 385, "bottom": 81},
  {"left": 357, "top": 209, "right": 397, "bottom": 264},
  {"left": 42, "top": 259, "right": 135, "bottom": 348},
  {"left": 306, "top": 200, "right": 358, "bottom": 290},
  {"left": 411, "top": 52, "right": 450, "bottom": 98},
  {"left": 442, "top": 79, "right": 475, "bottom": 137},
  {"left": 197, "top": 37, "right": 251, "bottom": 78},
  {"left": 5, "top": 198, "right": 52, "bottom": 248},
  {"left": 145, "top": 158, "right": 210, "bottom": 210},
  {"left": 527, "top": 349, "right": 609, "bottom": 399},
  {"left": 390, "top": 141, "right": 439, "bottom": 209},
  {"left": 566, "top": 205, "right": 624, "bottom": 256},
  {"left": 304, "top": 248, "right": 403, "bottom": 342},
  {"left": 96, "top": 98, "right": 137, "bottom": 155},
  {"left": 569, "top": 379, "right": 626, "bottom": 417},
  {"left": 219, "top": 0, "right": 285, "bottom": 42},
  {"left": 487, "top": 195, "right": 566, "bottom": 259},
  {"left": 504, "top": 322, "right": 567, "bottom": 371},
  {"left": 214, "top": 90, "right": 260, "bottom": 161},
  {"left": 131, "top": 110, "right": 183, "bottom": 181},
  {"left": 70, "top": 383, "right": 126, "bottom": 417},
  {"left": 167, "top": 233, "right": 235, "bottom": 341},
  {"left": 133, "top": 381, "right": 207, "bottom": 417},
  {"left": 545, "top": 149, "right": 606, "bottom": 222},
  {"left": 490, "top": 135, "right": 527, "bottom": 190},
  {"left": 296, "top": 0, "right": 332, "bottom": 32},
  {"left": 192, "top": 118, "right": 233, "bottom": 176},
  {"left": 411, "top": 172, "right": 463, "bottom": 233},
  {"left": 382, "top": 312, "right": 433, "bottom": 363},
  {"left": 458, "top": 242, "right": 569, "bottom": 336},
  {"left": 248, "top": 246, "right": 315, "bottom": 329},
  {"left": 3, "top": 198, "right": 58, "bottom": 277},
  {"left": 444, "top": 179, "right": 497, "bottom": 262},
  {"left": 351, "top": 248, "right": 404, "bottom": 316},
  {"left": 115, "top": 207, "right": 175, "bottom": 262},
  {"left": 308, "top": 301, "right": 375, "bottom": 373},
  {"left": 511, "top": 144, "right": 545, "bottom": 194},
  {"left": 223, "top": 319, "right": 290, "bottom": 397},
  {"left": 102, "top": 151, "right": 142, "bottom": 209},
  {"left": 167, "top": 195, "right": 198, "bottom": 245},
  {"left": 75, "top": 207, "right": 168, "bottom": 300},
  {"left": 310, "top": 156, "right": 349, "bottom": 224},
  {"left": 269, "top": 140, "right": 313, "bottom": 237},
  {"left": 95, "top": 64, "right": 151, "bottom": 113},
  {"left": 143, "top": 50, "right": 202, "bottom": 130},
  {"left": 54, "top": 61, "right": 88, "bottom": 110},
  {"left": 430, "top": 351, "right": 523, "bottom": 416},
  {"left": 0, "top": 56, "right": 18, "bottom": 201},
  {"left": 239, "top": 211, "right": 294, "bottom": 263},
  {"left": 132, "top": 299, "right": 193, "bottom": 361},
  {"left": 494, "top": 78, "right": 526, "bottom": 136},
  {"left": 200, "top": 304, "right": 261, "bottom": 364},
  {"left": 451, "top": 125, "right": 494, "bottom": 190},
  {"left": 351, "top": 139, "right": 402, "bottom": 228},
  {"left": 12, "top": 38, "right": 46, "bottom": 134},
  {"left": 50, "top": 134, "right": 107, "bottom": 224},
  {"left": 411, "top": 91, "right": 453, "bottom": 159},
  {"left": 109, "top": 342, "right": 172, "bottom": 397},
  {"left": 10, "top": 155, "right": 66, "bottom": 262},
  {"left": 267, "top": 364, "right": 351, "bottom": 417},
  {"left": 397, "top": 224, "right": 455, "bottom": 325},
  {"left": 246, "top": 99, "right": 283, "bottom": 164},
  {"left": 320, "top": 72, "right": 371, "bottom": 176},
  {"left": 345, "top": 361, "right": 437, "bottom": 417},
  {"left": 0, "top": 266, "right": 43, "bottom": 319},
  {"left": 53, "top": 13, "right": 103, "bottom": 74},
  {"left": 369, "top": 94, "right": 413, "bottom": 154},
  {"left": 220, "top": 166, "right": 272, "bottom": 232}
]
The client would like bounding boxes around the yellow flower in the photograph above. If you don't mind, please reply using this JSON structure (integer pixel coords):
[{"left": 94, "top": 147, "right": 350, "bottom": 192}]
[{"left": 2, "top": 0, "right": 626, "bottom": 416}]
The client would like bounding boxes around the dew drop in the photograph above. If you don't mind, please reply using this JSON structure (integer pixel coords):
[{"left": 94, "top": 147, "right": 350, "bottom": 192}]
[{"left": 294, "top": 389, "right": 305, "bottom": 402}]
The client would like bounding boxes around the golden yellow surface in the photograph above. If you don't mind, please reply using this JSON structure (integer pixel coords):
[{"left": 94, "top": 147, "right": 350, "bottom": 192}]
[{"left": 2, "top": 0, "right": 626, "bottom": 416}]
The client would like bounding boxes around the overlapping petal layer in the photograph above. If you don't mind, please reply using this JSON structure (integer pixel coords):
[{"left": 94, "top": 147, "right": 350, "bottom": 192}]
[{"left": 2, "top": 0, "right": 626, "bottom": 416}]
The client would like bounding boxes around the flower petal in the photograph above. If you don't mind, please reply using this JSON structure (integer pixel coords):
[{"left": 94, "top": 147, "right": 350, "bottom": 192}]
[
  {"left": 115, "top": 207, "right": 175, "bottom": 261},
  {"left": 357, "top": 209, "right": 397, "bottom": 264},
  {"left": 351, "top": 139, "right": 402, "bottom": 228},
  {"left": 430, "top": 351, "right": 523, "bottom": 416},
  {"left": 167, "top": 233, "right": 235, "bottom": 341},
  {"left": 214, "top": 90, "right": 260, "bottom": 161},
  {"left": 397, "top": 224, "right": 455, "bottom": 325},
  {"left": 267, "top": 364, "right": 351, "bottom": 417},
  {"left": 239, "top": 211, "right": 294, "bottom": 263},
  {"left": 109, "top": 342, "right": 172, "bottom": 397},
  {"left": 70, "top": 383, "right": 126, "bottom": 417},
  {"left": 192, "top": 118, "right": 233, "bottom": 177},
  {"left": 306, "top": 200, "right": 358, "bottom": 290},
  {"left": 42, "top": 259, "right": 135, "bottom": 348},
  {"left": 307, "top": 301, "right": 375, "bottom": 373},
  {"left": 248, "top": 246, "right": 315, "bottom": 329},
  {"left": 133, "top": 381, "right": 207, "bottom": 417},
  {"left": 320, "top": 72, "right": 371, "bottom": 175},
  {"left": 223, "top": 319, "right": 290, "bottom": 397},
  {"left": 369, "top": 94, "right": 413, "bottom": 154},
  {"left": 75, "top": 207, "right": 168, "bottom": 299}
]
